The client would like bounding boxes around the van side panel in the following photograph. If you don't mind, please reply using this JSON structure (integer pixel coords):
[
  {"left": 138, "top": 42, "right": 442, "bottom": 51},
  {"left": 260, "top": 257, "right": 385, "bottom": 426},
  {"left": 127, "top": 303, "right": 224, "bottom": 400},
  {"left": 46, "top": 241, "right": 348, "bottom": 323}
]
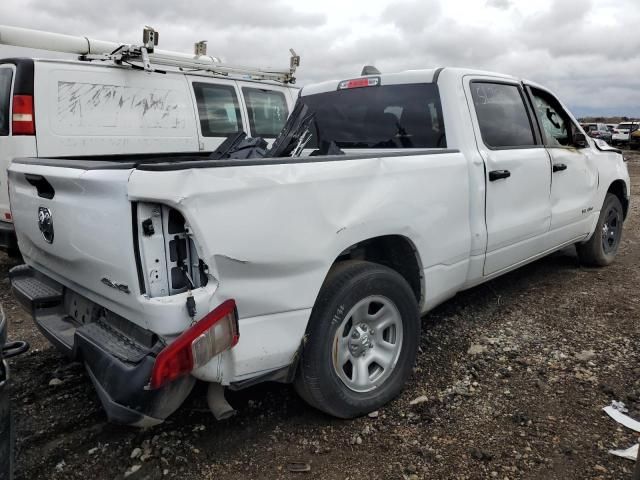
[{"left": 34, "top": 62, "right": 199, "bottom": 156}]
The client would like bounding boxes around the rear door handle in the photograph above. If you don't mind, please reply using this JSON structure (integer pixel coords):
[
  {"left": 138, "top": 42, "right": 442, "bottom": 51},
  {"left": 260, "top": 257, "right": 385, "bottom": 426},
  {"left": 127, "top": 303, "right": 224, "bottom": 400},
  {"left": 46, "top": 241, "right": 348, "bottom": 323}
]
[
  {"left": 553, "top": 163, "right": 567, "bottom": 172},
  {"left": 488, "top": 170, "right": 511, "bottom": 181}
]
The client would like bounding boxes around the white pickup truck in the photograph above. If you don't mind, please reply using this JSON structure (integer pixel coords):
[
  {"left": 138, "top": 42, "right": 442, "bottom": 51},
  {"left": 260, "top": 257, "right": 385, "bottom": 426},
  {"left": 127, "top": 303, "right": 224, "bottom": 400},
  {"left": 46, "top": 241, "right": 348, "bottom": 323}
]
[{"left": 9, "top": 67, "right": 630, "bottom": 426}]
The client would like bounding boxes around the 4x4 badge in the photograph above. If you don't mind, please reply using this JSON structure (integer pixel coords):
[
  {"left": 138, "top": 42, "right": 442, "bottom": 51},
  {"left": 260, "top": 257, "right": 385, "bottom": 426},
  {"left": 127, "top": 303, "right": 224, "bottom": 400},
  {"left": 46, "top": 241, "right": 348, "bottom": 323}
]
[
  {"left": 101, "top": 278, "right": 131, "bottom": 294},
  {"left": 37, "top": 207, "right": 54, "bottom": 244}
]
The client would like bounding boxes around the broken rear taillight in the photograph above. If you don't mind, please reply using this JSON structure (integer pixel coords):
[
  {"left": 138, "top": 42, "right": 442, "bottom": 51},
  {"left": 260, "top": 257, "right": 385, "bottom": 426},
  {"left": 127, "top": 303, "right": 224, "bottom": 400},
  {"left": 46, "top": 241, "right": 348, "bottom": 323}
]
[
  {"left": 149, "top": 299, "right": 239, "bottom": 389},
  {"left": 12, "top": 95, "right": 35, "bottom": 135}
]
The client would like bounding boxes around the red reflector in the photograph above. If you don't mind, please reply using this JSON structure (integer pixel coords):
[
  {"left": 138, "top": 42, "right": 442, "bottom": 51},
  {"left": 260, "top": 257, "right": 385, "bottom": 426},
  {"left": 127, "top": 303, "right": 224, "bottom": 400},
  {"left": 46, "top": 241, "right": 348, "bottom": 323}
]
[
  {"left": 12, "top": 95, "right": 35, "bottom": 135},
  {"left": 338, "top": 77, "right": 380, "bottom": 90},
  {"left": 149, "top": 299, "right": 239, "bottom": 389},
  {"left": 4, "top": 212, "right": 11, "bottom": 221}
]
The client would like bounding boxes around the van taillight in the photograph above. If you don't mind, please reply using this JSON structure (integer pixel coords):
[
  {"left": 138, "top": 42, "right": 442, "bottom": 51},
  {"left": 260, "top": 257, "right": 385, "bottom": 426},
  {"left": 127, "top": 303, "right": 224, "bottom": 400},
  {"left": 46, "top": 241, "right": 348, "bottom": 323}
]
[{"left": 12, "top": 95, "right": 35, "bottom": 135}]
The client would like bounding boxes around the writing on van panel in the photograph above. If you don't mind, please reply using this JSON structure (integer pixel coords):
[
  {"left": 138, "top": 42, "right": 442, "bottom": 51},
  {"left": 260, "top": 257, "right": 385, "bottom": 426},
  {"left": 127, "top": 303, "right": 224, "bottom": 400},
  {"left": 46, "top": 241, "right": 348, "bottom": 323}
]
[{"left": 57, "top": 81, "right": 187, "bottom": 130}]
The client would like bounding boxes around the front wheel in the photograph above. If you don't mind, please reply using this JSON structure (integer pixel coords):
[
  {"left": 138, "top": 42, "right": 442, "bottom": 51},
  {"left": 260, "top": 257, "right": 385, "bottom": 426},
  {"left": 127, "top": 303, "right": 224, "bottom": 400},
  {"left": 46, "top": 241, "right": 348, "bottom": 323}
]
[
  {"left": 295, "top": 261, "right": 420, "bottom": 418},
  {"left": 576, "top": 193, "right": 624, "bottom": 267}
]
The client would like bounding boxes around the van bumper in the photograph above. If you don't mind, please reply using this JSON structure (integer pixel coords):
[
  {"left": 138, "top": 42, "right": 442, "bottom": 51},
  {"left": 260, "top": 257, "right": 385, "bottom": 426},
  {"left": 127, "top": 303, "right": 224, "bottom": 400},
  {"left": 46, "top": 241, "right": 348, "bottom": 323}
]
[
  {"left": 0, "top": 221, "right": 17, "bottom": 253},
  {"left": 9, "top": 265, "right": 195, "bottom": 426}
]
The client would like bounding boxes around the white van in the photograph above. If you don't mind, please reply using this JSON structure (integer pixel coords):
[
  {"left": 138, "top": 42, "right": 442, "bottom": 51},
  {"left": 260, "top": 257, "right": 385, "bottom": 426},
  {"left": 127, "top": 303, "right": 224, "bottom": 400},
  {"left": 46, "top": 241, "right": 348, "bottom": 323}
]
[{"left": 0, "top": 56, "right": 298, "bottom": 253}]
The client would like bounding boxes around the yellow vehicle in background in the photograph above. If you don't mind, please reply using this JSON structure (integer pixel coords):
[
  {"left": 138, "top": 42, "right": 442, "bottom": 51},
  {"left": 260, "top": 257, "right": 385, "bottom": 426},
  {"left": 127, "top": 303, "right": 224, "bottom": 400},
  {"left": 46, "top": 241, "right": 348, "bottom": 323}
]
[{"left": 629, "top": 128, "right": 640, "bottom": 149}]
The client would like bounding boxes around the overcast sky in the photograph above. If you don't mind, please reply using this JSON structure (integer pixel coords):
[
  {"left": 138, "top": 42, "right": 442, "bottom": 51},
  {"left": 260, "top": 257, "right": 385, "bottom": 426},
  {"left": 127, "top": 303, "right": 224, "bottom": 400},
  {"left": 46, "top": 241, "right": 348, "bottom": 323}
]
[{"left": 0, "top": 0, "right": 638, "bottom": 117}]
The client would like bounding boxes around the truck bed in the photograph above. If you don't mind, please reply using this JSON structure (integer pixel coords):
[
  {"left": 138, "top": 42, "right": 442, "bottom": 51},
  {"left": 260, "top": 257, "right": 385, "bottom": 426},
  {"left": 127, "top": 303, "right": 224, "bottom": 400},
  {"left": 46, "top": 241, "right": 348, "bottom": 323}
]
[{"left": 12, "top": 148, "right": 459, "bottom": 171}]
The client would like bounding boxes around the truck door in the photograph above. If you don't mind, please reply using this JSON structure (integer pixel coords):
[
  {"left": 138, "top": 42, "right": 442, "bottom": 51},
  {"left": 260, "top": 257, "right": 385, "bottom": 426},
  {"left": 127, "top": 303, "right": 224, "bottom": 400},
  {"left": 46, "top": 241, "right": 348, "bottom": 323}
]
[
  {"left": 188, "top": 78, "right": 248, "bottom": 151},
  {"left": 465, "top": 78, "right": 552, "bottom": 276},
  {"left": 525, "top": 85, "right": 598, "bottom": 246}
]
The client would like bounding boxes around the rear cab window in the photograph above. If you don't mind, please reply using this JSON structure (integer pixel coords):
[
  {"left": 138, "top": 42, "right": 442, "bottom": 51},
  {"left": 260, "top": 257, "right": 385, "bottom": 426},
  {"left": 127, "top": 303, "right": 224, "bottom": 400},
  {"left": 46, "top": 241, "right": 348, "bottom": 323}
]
[
  {"left": 242, "top": 88, "right": 289, "bottom": 138},
  {"left": 299, "top": 83, "right": 446, "bottom": 149},
  {"left": 193, "top": 82, "right": 242, "bottom": 137},
  {"left": 470, "top": 82, "right": 536, "bottom": 148},
  {"left": 0, "top": 68, "right": 12, "bottom": 136}
]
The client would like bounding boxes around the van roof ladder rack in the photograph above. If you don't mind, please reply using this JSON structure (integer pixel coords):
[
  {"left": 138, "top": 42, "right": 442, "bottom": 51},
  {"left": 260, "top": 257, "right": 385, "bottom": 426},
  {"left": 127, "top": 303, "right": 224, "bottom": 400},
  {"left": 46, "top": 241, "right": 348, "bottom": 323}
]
[{"left": 0, "top": 25, "right": 300, "bottom": 84}]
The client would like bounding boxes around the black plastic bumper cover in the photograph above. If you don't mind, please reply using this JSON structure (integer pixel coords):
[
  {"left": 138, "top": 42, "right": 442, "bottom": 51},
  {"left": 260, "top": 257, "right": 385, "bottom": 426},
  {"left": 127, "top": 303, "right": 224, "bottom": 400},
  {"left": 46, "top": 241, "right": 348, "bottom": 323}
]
[
  {"left": 76, "top": 328, "right": 195, "bottom": 427},
  {"left": 10, "top": 265, "right": 195, "bottom": 426}
]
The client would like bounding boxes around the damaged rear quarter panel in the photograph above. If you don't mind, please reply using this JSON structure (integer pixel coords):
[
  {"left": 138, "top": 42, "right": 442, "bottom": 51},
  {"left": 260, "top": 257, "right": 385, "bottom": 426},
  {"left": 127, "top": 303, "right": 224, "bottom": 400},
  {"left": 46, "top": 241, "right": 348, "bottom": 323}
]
[{"left": 127, "top": 152, "right": 472, "bottom": 323}]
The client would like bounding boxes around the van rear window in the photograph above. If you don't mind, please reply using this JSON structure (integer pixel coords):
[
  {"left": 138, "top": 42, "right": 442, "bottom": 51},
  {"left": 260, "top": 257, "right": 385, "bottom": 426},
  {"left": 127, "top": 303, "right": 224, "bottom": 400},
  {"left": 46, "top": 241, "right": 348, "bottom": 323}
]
[
  {"left": 0, "top": 69, "right": 12, "bottom": 136},
  {"left": 300, "top": 83, "right": 446, "bottom": 149},
  {"left": 193, "top": 83, "right": 243, "bottom": 137}
]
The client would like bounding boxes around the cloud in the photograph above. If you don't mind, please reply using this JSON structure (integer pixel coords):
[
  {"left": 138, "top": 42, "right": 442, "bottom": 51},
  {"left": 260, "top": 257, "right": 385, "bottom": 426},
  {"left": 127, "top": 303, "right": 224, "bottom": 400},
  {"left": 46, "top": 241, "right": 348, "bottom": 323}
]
[
  {"left": 487, "top": 0, "right": 512, "bottom": 9},
  {"left": 23, "top": 0, "right": 327, "bottom": 30},
  {"left": 0, "top": 0, "right": 639, "bottom": 116},
  {"left": 382, "top": 0, "right": 442, "bottom": 33}
]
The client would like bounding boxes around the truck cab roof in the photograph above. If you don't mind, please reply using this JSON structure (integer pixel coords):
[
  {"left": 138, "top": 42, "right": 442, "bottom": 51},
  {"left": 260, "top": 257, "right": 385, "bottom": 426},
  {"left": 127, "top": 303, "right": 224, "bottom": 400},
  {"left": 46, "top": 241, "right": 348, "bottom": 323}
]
[{"left": 301, "top": 67, "right": 520, "bottom": 96}]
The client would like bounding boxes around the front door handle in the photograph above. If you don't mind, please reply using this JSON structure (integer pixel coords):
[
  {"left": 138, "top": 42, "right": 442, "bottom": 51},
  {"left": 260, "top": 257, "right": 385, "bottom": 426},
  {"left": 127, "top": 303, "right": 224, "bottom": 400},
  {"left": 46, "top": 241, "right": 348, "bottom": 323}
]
[
  {"left": 488, "top": 170, "right": 511, "bottom": 181},
  {"left": 553, "top": 163, "right": 567, "bottom": 172}
]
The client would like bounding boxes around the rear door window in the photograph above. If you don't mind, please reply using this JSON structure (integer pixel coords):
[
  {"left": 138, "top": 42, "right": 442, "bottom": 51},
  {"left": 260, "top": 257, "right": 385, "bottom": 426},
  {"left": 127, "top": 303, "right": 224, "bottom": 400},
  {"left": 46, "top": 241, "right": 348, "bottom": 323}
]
[
  {"left": 193, "top": 82, "right": 242, "bottom": 137},
  {"left": 242, "top": 88, "right": 289, "bottom": 138},
  {"left": 0, "top": 68, "right": 12, "bottom": 136},
  {"left": 470, "top": 82, "right": 536, "bottom": 148},
  {"left": 300, "top": 83, "right": 447, "bottom": 148}
]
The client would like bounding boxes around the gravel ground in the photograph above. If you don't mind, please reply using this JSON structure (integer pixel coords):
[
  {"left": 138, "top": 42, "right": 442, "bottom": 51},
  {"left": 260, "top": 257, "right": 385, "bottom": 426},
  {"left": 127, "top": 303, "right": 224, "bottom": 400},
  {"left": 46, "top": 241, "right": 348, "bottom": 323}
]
[{"left": 3, "top": 151, "right": 640, "bottom": 480}]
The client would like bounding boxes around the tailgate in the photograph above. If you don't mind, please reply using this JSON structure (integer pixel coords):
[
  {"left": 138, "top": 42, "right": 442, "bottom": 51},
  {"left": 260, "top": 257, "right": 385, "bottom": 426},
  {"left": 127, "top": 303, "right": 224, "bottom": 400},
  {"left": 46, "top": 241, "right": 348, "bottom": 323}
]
[{"left": 8, "top": 161, "right": 140, "bottom": 308}]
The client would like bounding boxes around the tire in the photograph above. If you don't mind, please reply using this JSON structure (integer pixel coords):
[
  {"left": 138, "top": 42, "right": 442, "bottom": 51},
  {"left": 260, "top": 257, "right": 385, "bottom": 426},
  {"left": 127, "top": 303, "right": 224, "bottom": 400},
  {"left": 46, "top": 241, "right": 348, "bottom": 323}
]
[
  {"left": 576, "top": 193, "right": 624, "bottom": 267},
  {"left": 295, "top": 261, "right": 420, "bottom": 418}
]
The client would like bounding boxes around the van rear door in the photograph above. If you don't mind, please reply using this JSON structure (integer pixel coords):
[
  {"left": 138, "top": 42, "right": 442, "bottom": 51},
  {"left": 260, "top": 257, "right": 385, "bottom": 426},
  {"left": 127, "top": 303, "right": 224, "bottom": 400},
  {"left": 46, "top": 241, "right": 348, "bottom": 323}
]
[
  {"left": 0, "top": 62, "right": 38, "bottom": 236},
  {"left": 0, "top": 65, "right": 14, "bottom": 225}
]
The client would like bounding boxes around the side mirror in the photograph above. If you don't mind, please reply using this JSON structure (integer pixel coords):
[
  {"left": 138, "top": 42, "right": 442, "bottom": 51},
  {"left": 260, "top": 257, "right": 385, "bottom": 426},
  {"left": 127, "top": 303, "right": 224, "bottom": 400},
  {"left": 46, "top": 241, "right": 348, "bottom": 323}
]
[{"left": 573, "top": 132, "right": 588, "bottom": 148}]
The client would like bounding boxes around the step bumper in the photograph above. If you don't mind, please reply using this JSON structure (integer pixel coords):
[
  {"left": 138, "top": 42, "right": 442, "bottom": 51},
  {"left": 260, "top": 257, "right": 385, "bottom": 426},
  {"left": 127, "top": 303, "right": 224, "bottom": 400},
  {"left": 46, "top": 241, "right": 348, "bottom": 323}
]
[{"left": 9, "top": 265, "right": 195, "bottom": 426}]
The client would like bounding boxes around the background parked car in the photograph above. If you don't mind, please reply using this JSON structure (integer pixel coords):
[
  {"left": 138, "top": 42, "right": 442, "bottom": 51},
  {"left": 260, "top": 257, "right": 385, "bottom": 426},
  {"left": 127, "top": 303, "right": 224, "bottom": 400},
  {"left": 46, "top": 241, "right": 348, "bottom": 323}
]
[
  {"left": 611, "top": 121, "right": 639, "bottom": 145},
  {"left": 584, "top": 123, "right": 612, "bottom": 143},
  {"left": 0, "top": 307, "right": 28, "bottom": 480}
]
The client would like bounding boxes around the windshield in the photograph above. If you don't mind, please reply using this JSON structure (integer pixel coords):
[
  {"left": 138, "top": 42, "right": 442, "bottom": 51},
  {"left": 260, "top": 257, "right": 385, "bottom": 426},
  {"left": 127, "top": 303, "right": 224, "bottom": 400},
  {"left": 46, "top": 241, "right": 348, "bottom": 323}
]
[{"left": 299, "top": 83, "right": 446, "bottom": 149}]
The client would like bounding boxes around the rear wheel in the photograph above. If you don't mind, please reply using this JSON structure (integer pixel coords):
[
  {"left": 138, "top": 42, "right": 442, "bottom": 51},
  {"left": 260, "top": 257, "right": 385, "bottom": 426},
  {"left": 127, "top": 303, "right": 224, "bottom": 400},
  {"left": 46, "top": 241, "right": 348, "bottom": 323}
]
[
  {"left": 576, "top": 193, "right": 624, "bottom": 267},
  {"left": 295, "top": 261, "right": 420, "bottom": 418}
]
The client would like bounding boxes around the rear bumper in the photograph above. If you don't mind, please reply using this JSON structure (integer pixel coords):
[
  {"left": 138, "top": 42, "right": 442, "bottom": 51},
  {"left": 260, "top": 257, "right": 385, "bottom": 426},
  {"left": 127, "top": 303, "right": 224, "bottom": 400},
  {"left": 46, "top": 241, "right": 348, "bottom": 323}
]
[
  {"left": 10, "top": 265, "right": 195, "bottom": 426},
  {"left": 0, "top": 220, "right": 17, "bottom": 252}
]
